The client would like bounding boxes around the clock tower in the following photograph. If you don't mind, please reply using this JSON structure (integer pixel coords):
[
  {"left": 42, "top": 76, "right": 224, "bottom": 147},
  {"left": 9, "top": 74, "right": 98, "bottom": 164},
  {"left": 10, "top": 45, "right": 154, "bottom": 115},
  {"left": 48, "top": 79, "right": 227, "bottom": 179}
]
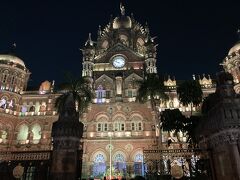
[
  {"left": 81, "top": 4, "right": 158, "bottom": 102},
  {"left": 81, "top": 3, "right": 158, "bottom": 179}
]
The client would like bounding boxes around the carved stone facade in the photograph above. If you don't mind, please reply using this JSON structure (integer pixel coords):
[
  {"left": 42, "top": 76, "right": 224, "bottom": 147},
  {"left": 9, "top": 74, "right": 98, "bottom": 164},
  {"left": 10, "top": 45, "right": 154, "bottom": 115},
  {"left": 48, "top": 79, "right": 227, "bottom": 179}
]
[
  {"left": 0, "top": 3, "right": 217, "bottom": 180},
  {"left": 222, "top": 30, "right": 240, "bottom": 93},
  {"left": 198, "top": 72, "right": 240, "bottom": 180}
]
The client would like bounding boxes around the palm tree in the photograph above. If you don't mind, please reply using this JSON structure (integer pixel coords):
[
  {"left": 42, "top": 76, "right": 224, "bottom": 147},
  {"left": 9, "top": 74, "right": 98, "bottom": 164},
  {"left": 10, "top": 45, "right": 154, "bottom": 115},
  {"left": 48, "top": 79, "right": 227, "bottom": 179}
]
[
  {"left": 55, "top": 73, "right": 93, "bottom": 116},
  {"left": 177, "top": 80, "right": 203, "bottom": 115},
  {"left": 136, "top": 73, "right": 168, "bottom": 144},
  {"left": 161, "top": 109, "right": 185, "bottom": 142}
]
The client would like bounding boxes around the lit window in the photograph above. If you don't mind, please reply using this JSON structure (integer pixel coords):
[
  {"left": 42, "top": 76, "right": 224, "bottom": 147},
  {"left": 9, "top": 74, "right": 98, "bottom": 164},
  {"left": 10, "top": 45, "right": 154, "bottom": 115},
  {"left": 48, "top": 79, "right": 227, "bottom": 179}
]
[
  {"left": 11, "top": 76, "right": 15, "bottom": 85},
  {"left": 131, "top": 123, "right": 135, "bottom": 130},
  {"left": 106, "top": 91, "right": 111, "bottom": 99},
  {"left": 128, "top": 90, "right": 133, "bottom": 98},
  {"left": 3, "top": 74, "right": 7, "bottom": 83},
  {"left": 131, "top": 122, "right": 143, "bottom": 131},
  {"left": 114, "top": 122, "right": 125, "bottom": 131},
  {"left": 97, "top": 123, "right": 101, "bottom": 131},
  {"left": 104, "top": 123, "right": 108, "bottom": 131},
  {"left": 97, "top": 123, "right": 108, "bottom": 132}
]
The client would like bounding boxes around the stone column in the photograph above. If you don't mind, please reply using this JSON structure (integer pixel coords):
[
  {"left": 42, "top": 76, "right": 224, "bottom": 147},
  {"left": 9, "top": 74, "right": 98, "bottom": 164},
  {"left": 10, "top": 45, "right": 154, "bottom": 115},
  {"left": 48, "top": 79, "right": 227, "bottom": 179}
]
[
  {"left": 50, "top": 94, "right": 84, "bottom": 180},
  {"left": 230, "top": 143, "right": 240, "bottom": 179}
]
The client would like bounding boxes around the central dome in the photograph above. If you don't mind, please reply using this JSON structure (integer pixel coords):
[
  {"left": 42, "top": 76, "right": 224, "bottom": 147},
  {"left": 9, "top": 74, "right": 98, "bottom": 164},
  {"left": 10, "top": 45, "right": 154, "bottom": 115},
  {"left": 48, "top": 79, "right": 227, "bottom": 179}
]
[
  {"left": 0, "top": 54, "right": 25, "bottom": 67},
  {"left": 113, "top": 15, "right": 132, "bottom": 29}
]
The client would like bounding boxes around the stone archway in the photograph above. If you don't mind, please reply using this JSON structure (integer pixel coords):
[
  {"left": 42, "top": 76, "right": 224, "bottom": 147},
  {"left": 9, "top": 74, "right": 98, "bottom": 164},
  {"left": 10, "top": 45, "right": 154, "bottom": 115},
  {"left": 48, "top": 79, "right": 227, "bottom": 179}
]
[
  {"left": 113, "top": 152, "right": 127, "bottom": 178},
  {"left": 91, "top": 152, "right": 107, "bottom": 178}
]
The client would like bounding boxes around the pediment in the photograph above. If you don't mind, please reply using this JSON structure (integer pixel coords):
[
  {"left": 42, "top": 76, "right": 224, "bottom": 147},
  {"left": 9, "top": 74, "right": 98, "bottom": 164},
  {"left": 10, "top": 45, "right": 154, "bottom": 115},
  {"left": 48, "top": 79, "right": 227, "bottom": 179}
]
[
  {"left": 94, "top": 43, "right": 143, "bottom": 63},
  {"left": 94, "top": 74, "right": 114, "bottom": 90}
]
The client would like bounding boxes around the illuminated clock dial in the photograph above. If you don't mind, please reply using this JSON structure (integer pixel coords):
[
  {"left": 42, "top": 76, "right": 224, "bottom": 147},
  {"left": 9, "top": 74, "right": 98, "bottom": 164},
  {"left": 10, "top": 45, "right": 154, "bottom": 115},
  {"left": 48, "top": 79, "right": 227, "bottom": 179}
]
[{"left": 112, "top": 56, "right": 126, "bottom": 68}]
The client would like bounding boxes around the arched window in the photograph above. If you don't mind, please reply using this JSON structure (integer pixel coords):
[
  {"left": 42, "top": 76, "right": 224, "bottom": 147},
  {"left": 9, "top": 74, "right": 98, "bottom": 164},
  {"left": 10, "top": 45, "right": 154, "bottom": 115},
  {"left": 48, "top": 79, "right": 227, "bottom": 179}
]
[
  {"left": 0, "top": 97, "right": 7, "bottom": 109},
  {"left": 134, "top": 153, "right": 144, "bottom": 176},
  {"left": 11, "top": 73, "right": 17, "bottom": 85},
  {"left": 29, "top": 106, "right": 35, "bottom": 112},
  {"left": 114, "top": 116, "right": 125, "bottom": 132},
  {"left": 2, "top": 70, "right": 8, "bottom": 83},
  {"left": 131, "top": 115, "right": 143, "bottom": 131},
  {"left": 113, "top": 153, "right": 126, "bottom": 177},
  {"left": 17, "top": 124, "right": 29, "bottom": 144},
  {"left": 0, "top": 130, "right": 8, "bottom": 143},
  {"left": 92, "top": 153, "right": 106, "bottom": 178},
  {"left": 40, "top": 102, "right": 46, "bottom": 112},
  {"left": 31, "top": 124, "right": 41, "bottom": 144},
  {"left": 96, "top": 85, "right": 105, "bottom": 104}
]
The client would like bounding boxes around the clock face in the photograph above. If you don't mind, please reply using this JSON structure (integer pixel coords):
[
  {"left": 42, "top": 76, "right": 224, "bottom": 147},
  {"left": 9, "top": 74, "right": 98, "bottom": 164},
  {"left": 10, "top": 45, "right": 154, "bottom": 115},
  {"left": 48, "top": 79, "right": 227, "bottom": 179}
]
[{"left": 112, "top": 56, "right": 126, "bottom": 68}]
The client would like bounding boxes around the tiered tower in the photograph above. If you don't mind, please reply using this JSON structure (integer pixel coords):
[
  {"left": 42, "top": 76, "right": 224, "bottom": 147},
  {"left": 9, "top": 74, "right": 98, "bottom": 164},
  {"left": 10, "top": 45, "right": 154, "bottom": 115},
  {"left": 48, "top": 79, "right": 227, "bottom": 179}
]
[{"left": 0, "top": 51, "right": 30, "bottom": 111}]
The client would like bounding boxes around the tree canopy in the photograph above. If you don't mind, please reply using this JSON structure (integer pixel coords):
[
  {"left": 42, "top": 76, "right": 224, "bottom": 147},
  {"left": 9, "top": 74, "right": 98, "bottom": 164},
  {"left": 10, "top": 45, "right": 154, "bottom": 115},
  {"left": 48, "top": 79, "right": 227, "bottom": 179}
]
[
  {"left": 136, "top": 73, "right": 168, "bottom": 106},
  {"left": 55, "top": 73, "right": 93, "bottom": 116},
  {"left": 177, "top": 80, "right": 203, "bottom": 115},
  {"left": 161, "top": 109, "right": 201, "bottom": 145}
]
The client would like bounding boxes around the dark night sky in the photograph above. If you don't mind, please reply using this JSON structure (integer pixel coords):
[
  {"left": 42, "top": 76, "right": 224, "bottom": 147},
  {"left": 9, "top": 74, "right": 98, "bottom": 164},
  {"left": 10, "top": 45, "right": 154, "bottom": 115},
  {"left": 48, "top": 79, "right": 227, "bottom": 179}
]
[{"left": 0, "top": 0, "right": 239, "bottom": 87}]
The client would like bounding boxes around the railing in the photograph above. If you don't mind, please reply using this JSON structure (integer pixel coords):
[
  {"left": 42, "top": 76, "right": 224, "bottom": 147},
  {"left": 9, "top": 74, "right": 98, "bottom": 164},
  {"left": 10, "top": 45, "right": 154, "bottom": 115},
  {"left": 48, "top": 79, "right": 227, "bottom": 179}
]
[
  {"left": 143, "top": 147, "right": 212, "bottom": 179},
  {"left": 0, "top": 108, "right": 57, "bottom": 116},
  {"left": 0, "top": 151, "right": 51, "bottom": 161}
]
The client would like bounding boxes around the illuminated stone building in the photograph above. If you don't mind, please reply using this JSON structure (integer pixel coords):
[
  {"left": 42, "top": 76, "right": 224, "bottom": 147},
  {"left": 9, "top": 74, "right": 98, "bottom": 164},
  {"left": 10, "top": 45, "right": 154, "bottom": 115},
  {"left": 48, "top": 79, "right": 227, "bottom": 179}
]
[
  {"left": 0, "top": 4, "right": 218, "bottom": 179},
  {"left": 222, "top": 30, "right": 240, "bottom": 93}
]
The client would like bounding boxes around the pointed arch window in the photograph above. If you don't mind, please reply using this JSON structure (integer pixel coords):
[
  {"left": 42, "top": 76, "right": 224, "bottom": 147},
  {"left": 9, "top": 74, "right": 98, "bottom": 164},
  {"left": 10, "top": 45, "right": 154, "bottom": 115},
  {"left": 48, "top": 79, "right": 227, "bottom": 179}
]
[{"left": 96, "top": 85, "right": 106, "bottom": 103}]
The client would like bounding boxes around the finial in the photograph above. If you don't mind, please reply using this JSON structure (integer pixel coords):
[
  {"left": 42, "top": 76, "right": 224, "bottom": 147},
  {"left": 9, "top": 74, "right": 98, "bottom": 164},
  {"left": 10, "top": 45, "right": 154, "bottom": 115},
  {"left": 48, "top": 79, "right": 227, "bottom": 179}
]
[
  {"left": 208, "top": 74, "right": 211, "bottom": 79},
  {"left": 192, "top": 74, "right": 196, "bottom": 80},
  {"left": 12, "top": 42, "right": 17, "bottom": 48},
  {"left": 120, "top": 2, "right": 125, "bottom": 16},
  {"left": 51, "top": 80, "right": 55, "bottom": 92},
  {"left": 98, "top": 25, "right": 102, "bottom": 36},
  {"left": 10, "top": 42, "right": 17, "bottom": 54},
  {"left": 131, "top": 13, "right": 134, "bottom": 19},
  {"left": 88, "top": 33, "right": 92, "bottom": 40},
  {"left": 85, "top": 33, "right": 93, "bottom": 46},
  {"left": 145, "top": 22, "right": 150, "bottom": 35},
  {"left": 237, "top": 29, "right": 240, "bottom": 40}
]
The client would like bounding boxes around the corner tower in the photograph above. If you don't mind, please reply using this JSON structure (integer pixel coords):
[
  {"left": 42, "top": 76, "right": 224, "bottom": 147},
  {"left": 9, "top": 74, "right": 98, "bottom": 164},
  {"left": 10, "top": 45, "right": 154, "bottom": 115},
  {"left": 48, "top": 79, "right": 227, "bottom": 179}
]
[
  {"left": 0, "top": 51, "right": 30, "bottom": 110},
  {"left": 80, "top": 4, "right": 158, "bottom": 179}
]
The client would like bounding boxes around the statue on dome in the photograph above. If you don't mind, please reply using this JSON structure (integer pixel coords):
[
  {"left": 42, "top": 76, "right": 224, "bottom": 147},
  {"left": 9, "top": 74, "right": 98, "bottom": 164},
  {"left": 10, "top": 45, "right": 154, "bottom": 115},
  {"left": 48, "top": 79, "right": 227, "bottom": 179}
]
[{"left": 120, "top": 3, "right": 125, "bottom": 16}]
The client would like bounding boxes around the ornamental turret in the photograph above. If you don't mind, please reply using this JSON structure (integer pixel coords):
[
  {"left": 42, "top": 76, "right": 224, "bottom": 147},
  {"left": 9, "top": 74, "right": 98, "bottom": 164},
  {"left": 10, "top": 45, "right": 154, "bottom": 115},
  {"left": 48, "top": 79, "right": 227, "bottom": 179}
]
[
  {"left": 81, "top": 33, "right": 95, "bottom": 81},
  {"left": 144, "top": 27, "right": 158, "bottom": 74},
  {"left": 80, "top": 3, "right": 159, "bottom": 102},
  {"left": 0, "top": 50, "right": 30, "bottom": 93}
]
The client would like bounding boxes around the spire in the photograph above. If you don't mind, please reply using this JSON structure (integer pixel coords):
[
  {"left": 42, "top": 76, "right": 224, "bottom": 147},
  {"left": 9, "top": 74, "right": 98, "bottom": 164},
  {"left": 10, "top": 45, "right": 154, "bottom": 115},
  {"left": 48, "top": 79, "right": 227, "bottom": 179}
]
[
  {"left": 192, "top": 74, "right": 196, "bottom": 80},
  {"left": 9, "top": 42, "right": 17, "bottom": 54},
  {"left": 85, "top": 33, "right": 93, "bottom": 47},
  {"left": 98, "top": 25, "right": 102, "bottom": 37},
  {"left": 120, "top": 2, "right": 125, "bottom": 16},
  {"left": 237, "top": 29, "right": 240, "bottom": 41},
  {"left": 131, "top": 13, "right": 134, "bottom": 19},
  {"left": 145, "top": 22, "right": 149, "bottom": 34}
]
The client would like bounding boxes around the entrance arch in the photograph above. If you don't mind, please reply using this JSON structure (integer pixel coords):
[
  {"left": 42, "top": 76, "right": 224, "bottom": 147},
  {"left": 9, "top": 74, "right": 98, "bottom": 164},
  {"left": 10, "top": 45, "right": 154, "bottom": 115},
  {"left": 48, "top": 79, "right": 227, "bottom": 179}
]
[
  {"left": 113, "top": 152, "right": 126, "bottom": 177},
  {"left": 92, "top": 153, "right": 106, "bottom": 178},
  {"left": 134, "top": 153, "right": 144, "bottom": 176}
]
